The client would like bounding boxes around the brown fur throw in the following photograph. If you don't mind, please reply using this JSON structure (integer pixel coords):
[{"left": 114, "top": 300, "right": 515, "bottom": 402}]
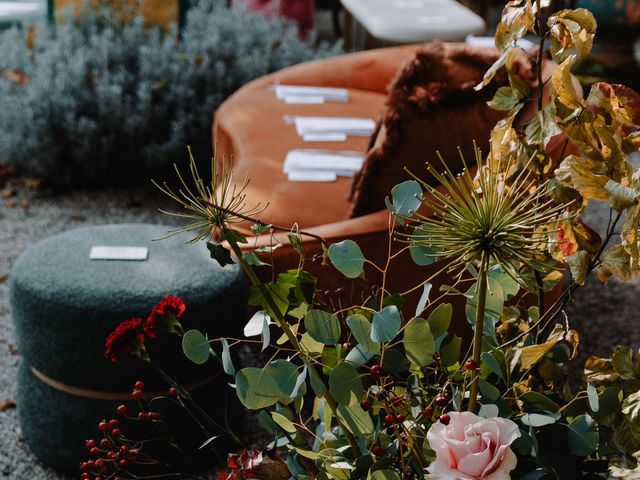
[{"left": 348, "top": 42, "right": 536, "bottom": 218}]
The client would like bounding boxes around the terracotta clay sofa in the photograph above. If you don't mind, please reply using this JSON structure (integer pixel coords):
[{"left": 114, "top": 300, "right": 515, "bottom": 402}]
[{"left": 213, "top": 43, "right": 568, "bottom": 334}]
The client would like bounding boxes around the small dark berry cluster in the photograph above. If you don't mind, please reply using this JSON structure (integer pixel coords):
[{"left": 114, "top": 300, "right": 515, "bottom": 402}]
[{"left": 79, "top": 381, "right": 178, "bottom": 479}]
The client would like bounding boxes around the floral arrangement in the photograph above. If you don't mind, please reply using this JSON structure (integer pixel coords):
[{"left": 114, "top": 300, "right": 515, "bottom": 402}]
[{"left": 94, "top": 1, "right": 640, "bottom": 479}]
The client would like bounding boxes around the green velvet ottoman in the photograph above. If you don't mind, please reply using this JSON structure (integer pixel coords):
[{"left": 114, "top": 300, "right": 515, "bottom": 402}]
[{"left": 10, "top": 223, "right": 247, "bottom": 473}]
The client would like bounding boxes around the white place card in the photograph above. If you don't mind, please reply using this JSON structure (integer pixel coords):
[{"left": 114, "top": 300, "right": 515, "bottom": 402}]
[
  {"left": 292, "top": 116, "right": 376, "bottom": 137},
  {"left": 283, "top": 149, "right": 364, "bottom": 175},
  {"left": 274, "top": 85, "right": 349, "bottom": 103},
  {"left": 302, "top": 132, "right": 347, "bottom": 142},
  {"left": 90, "top": 246, "right": 149, "bottom": 261},
  {"left": 288, "top": 170, "right": 337, "bottom": 182},
  {"left": 284, "top": 95, "right": 325, "bottom": 105}
]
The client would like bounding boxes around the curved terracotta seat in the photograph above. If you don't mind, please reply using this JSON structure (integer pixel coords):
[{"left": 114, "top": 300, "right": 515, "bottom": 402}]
[{"left": 213, "top": 44, "right": 568, "bottom": 337}]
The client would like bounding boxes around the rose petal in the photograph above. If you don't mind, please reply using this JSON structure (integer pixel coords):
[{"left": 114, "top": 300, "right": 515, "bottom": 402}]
[
  {"left": 457, "top": 442, "right": 494, "bottom": 478},
  {"left": 485, "top": 449, "right": 518, "bottom": 480}
]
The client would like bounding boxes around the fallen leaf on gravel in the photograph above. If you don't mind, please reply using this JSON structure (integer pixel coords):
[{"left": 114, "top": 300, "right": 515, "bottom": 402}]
[
  {"left": 8, "top": 345, "right": 20, "bottom": 355},
  {"left": 0, "top": 274, "right": 9, "bottom": 284},
  {"left": 0, "top": 400, "right": 16, "bottom": 411},
  {"left": 1, "top": 187, "right": 16, "bottom": 199},
  {"left": 21, "top": 199, "right": 30, "bottom": 210}
]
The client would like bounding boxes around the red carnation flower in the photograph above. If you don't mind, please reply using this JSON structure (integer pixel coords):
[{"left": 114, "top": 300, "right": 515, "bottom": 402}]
[
  {"left": 104, "top": 318, "right": 146, "bottom": 363},
  {"left": 144, "top": 295, "right": 186, "bottom": 338}
]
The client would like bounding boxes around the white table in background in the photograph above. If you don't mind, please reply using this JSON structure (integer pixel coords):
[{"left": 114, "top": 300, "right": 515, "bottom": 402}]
[{"left": 340, "top": 0, "right": 485, "bottom": 49}]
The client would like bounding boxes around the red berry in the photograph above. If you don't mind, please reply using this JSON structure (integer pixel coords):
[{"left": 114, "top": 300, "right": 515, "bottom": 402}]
[
  {"left": 118, "top": 459, "right": 129, "bottom": 468},
  {"left": 116, "top": 404, "right": 128, "bottom": 415},
  {"left": 99, "top": 438, "right": 110, "bottom": 449},
  {"left": 134, "top": 380, "right": 145, "bottom": 390},
  {"left": 80, "top": 462, "right": 88, "bottom": 471},
  {"left": 119, "top": 445, "right": 129, "bottom": 454},
  {"left": 89, "top": 447, "right": 99, "bottom": 456},
  {"left": 435, "top": 394, "right": 448, "bottom": 407},
  {"left": 86, "top": 460, "right": 95, "bottom": 470},
  {"left": 422, "top": 406, "right": 434, "bottom": 419},
  {"left": 371, "top": 446, "right": 385, "bottom": 456},
  {"left": 384, "top": 414, "right": 395, "bottom": 424},
  {"left": 131, "top": 389, "right": 143, "bottom": 399},
  {"left": 465, "top": 359, "right": 477, "bottom": 371},
  {"left": 169, "top": 387, "right": 178, "bottom": 397},
  {"left": 397, "top": 414, "right": 406, "bottom": 422},
  {"left": 360, "top": 399, "right": 372, "bottom": 411},
  {"left": 148, "top": 411, "right": 160, "bottom": 420},
  {"left": 98, "top": 421, "right": 110, "bottom": 431},
  {"left": 107, "top": 451, "right": 117, "bottom": 460},
  {"left": 391, "top": 396, "right": 403, "bottom": 406},
  {"left": 109, "top": 419, "right": 119, "bottom": 428},
  {"left": 94, "top": 477, "right": 102, "bottom": 480},
  {"left": 81, "top": 473, "right": 91, "bottom": 480},
  {"left": 95, "top": 459, "right": 105, "bottom": 469},
  {"left": 85, "top": 439, "right": 96, "bottom": 450},
  {"left": 370, "top": 364, "right": 382, "bottom": 377},
  {"left": 112, "top": 428, "right": 122, "bottom": 437},
  {"left": 137, "top": 412, "right": 148, "bottom": 421},
  {"left": 439, "top": 413, "right": 450, "bottom": 425}
]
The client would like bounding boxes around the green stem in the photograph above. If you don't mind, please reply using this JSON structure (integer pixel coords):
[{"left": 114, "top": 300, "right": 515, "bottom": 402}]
[
  {"left": 468, "top": 253, "right": 488, "bottom": 413},
  {"left": 226, "top": 240, "right": 362, "bottom": 455}
]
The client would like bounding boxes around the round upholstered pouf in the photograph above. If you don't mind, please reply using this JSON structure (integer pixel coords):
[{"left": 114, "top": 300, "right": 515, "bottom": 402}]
[{"left": 10, "top": 223, "right": 247, "bottom": 472}]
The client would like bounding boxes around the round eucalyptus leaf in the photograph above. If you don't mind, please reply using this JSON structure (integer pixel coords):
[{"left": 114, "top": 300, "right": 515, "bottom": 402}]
[
  {"left": 387, "top": 180, "right": 422, "bottom": 218},
  {"left": 329, "top": 362, "right": 364, "bottom": 405},
  {"left": 235, "top": 367, "right": 281, "bottom": 409},
  {"left": 182, "top": 329, "right": 210, "bottom": 365},
  {"left": 403, "top": 317, "right": 435, "bottom": 366},
  {"left": 305, "top": 309, "right": 341, "bottom": 345},
  {"left": 371, "top": 306, "right": 401, "bottom": 342},
  {"left": 568, "top": 414, "right": 599, "bottom": 456},
  {"left": 328, "top": 240, "right": 365, "bottom": 279},
  {"left": 370, "top": 470, "right": 401, "bottom": 480}
]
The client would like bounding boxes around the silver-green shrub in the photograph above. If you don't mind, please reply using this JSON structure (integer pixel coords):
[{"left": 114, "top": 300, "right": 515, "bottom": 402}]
[{"left": 0, "top": 1, "right": 340, "bottom": 185}]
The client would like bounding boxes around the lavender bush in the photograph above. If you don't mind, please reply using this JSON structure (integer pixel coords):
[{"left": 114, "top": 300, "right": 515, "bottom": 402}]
[{"left": 0, "top": 1, "right": 340, "bottom": 185}]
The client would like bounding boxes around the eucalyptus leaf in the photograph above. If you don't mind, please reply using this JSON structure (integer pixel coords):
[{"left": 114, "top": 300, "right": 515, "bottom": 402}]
[
  {"left": 521, "top": 413, "right": 559, "bottom": 427},
  {"left": 386, "top": 180, "right": 422, "bottom": 219},
  {"left": 336, "top": 404, "right": 373, "bottom": 435},
  {"left": 328, "top": 240, "right": 365, "bottom": 279},
  {"left": 272, "top": 411, "right": 297, "bottom": 434},
  {"left": 182, "top": 330, "right": 210, "bottom": 365},
  {"left": 346, "top": 314, "right": 380, "bottom": 355},
  {"left": 427, "top": 303, "right": 452, "bottom": 338},
  {"left": 465, "top": 278, "right": 504, "bottom": 326},
  {"left": 305, "top": 309, "right": 341, "bottom": 345},
  {"left": 369, "top": 471, "right": 401, "bottom": 480},
  {"left": 587, "top": 382, "right": 600, "bottom": 413},
  {"left": 329, "top": 362, "right": 364, "bottom": 405},
  {"left": 415, "top": 282, "right": 432, "bottom": 317},
  {"left": 220, "top": 338, "right": 235, "bottom": 376},
  {"left": 371, "top": 306, "right": 401, "bottom": 342},
  {"left": 403, "top": 318, "right": 435, "bottom": 366},
  {"left": 439, "top": 334, "right": 461, "bottom": 367},
  {"left": 567, "top": 414, "right": 599, "bottom": 456},
  {"left": 235, "top": 367, "right": 281, "bottom": 409}
]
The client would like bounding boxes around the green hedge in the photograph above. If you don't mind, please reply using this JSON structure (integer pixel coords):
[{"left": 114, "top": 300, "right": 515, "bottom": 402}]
[{"left": 0, "top": 1, "right": 340, "bottom": 186}]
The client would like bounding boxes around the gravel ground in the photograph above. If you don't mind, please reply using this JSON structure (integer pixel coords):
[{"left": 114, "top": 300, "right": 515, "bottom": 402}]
[{"left": 1, "top": 178, "right": 640, "bottom": 479}]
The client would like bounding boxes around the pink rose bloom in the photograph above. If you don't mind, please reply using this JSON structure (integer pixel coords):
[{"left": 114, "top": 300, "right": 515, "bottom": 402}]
[{"left": 426, "top": 411, "right": 521, "bottom": 480}]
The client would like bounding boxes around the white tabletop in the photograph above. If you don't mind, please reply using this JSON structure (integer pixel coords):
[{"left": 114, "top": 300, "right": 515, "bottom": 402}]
[{"left": 341, "top": 0, "right": 485, "bottom": 43}]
